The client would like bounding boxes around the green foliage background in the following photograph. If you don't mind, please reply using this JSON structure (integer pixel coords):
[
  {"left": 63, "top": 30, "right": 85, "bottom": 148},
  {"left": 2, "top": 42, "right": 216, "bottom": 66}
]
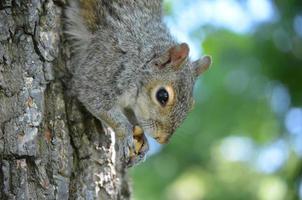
[{"left": 131, "top": 0, "right": 302, "bottom": 199}]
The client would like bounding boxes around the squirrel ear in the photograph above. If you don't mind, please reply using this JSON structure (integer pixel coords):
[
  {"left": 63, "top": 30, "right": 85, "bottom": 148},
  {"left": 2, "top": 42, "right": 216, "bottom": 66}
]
[
  {"left": 154, "top": 43, "right": 189, "bottom": 70},
  {"left": 169, "top": 43, "right": 189, "bottom": 70},
  {"left": 192, "top": 55, "right": 212, "bottom": 78}
]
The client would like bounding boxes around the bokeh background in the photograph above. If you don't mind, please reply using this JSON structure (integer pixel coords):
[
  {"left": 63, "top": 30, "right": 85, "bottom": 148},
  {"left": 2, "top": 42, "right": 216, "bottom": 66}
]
[{"left": 130, "top": 0, "right": 302, "bottom": 199}]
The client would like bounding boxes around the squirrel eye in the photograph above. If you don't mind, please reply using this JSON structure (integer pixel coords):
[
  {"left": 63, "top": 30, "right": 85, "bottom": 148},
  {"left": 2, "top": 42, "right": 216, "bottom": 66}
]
[{"left": 156, "top": 88, "right": 169, "bottom": 106}]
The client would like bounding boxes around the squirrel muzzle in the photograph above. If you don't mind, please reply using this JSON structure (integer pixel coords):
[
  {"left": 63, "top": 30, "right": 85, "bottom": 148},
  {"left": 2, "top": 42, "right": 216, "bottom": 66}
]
[{"left": 154, "top": 134, "right": 171, "bottom": 144}]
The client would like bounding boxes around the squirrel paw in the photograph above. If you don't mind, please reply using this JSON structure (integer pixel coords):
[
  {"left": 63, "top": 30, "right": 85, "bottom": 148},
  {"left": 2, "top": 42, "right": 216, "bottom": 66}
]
[{"left": 126, "top": 125, "right": 149, "bottom": 167}]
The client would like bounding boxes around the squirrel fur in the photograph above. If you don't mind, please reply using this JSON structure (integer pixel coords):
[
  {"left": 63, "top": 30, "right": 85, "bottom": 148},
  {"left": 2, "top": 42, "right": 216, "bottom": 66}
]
[{"left": 65, "top": 0, "right": 211, "bottom": 166}]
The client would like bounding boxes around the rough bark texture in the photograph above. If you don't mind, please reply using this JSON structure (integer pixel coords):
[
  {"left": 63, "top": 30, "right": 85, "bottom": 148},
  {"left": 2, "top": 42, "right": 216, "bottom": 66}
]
[{"left": 0, "top": 0, "right": 130, "bottom": 199}]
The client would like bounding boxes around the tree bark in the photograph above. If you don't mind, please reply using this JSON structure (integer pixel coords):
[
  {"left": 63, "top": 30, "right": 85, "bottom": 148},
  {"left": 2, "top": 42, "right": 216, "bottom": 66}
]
[{"left": 0, "top": 0, "right": 130, "bottom": 199}]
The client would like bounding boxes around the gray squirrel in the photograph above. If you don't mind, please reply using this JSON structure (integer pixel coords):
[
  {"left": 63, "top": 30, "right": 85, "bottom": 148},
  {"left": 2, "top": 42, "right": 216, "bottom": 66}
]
[{"left": 65, "top": 0, "right": 211, "bottom": 166}]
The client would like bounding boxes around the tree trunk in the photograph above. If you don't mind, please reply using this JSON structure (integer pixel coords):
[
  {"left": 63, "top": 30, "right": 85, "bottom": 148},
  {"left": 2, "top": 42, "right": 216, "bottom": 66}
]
[{"left": 0, "top": 0, "right": 130, "bottom": 199}]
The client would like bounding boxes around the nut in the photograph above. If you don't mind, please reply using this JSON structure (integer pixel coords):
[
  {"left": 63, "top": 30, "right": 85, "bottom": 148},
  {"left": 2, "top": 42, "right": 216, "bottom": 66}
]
[{"left": 133, "top": 125, "right": 144, "bottom": 136}]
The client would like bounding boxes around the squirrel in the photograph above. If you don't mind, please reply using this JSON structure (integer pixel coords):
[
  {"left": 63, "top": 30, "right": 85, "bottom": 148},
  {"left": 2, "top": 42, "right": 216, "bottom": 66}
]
[{"left": 65, "top": 0, "right": 212, "bottom": 166}]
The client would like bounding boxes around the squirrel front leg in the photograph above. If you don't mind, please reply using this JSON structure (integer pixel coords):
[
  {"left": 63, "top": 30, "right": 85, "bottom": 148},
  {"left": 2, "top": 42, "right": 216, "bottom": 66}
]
[
  {"left": 99, "top": 106, "right": 148, "bottom": 166},
  {"left": 100, "top": 106, "right": 132, "bottom": 139}
]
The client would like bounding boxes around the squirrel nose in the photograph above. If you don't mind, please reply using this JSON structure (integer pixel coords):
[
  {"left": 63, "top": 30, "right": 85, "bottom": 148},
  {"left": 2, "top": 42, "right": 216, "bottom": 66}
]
[{"left": 154, "top": 135, "right": 170, "bottom": 144}]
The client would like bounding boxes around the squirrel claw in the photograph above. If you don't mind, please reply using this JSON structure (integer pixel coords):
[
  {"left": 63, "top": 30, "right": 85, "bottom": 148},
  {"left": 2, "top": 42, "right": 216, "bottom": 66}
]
[{"left": 126, "top": 126, "right": 149, "bottom": 167}]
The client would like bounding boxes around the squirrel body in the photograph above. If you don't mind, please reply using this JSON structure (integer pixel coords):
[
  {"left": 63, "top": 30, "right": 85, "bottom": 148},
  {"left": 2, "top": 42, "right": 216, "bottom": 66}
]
[{"left": 65, "top": 0, "right": 211, "bottom": 165}]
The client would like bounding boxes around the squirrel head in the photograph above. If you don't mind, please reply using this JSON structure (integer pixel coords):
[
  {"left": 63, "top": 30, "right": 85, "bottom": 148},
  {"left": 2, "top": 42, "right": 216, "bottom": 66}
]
[{"left": 133, "top": 43, "right": 212, "bottom": 144}]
